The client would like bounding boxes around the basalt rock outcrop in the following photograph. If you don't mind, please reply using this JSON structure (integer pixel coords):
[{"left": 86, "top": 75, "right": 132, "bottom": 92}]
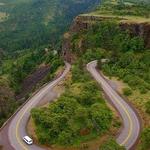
[
  {"left": 62, "top": 15, "right": 150, "bottom": 62},
  {"left": 119, "top": 23, "right": 150, "bottom": 49}
]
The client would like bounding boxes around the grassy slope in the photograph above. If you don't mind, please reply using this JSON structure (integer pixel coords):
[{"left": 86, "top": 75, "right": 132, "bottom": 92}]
[{"left": 83, "top": 0, "right": 150, "bottom": 23}]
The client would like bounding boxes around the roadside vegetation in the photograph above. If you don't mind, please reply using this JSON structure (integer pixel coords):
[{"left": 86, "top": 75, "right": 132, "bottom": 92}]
[
  {"left": 31, "top": 59, "right": 122, "bottom": 148},
  {"left": 31, "top": 62, "right": 112, "bottom": 146},
  {"left": 70, "top": 2, "right": 150, "bottom": 148},
  {"left": 0, "top": 47, "right": 64, "bottom": 127},
  {"left": 141, "top": 128, "right": 150, "bottom": 150},
  {"left": 0, "top": 0, "right": 99, "bottom": 129},
  {"left": 0, "top": 0, "right": 150, "bottom": 149},
  {"left": 99, "top": 138, "right": 125, "bottom": 150},
  {"left": 102, "top": 50, "right": 150, "bottom": 150},
  {"left": 1, "top": 47, "right": 63, "bottom": 94}
]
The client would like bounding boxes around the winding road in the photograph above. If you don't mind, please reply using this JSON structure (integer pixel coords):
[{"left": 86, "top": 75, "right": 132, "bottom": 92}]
[
  {"left": 87, "top": 60, "right": 141, "bottom": 150},
  {"left": 0, "top": 61, "right": 141, "bottom": 150},
  {"left": 7, "top": 62, "right": 71, "bottom": 150}
]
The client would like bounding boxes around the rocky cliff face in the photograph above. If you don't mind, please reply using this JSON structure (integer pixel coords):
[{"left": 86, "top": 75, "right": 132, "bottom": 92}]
[
  {"left": 62, "top": 15, "right": 150, "bottom": 62},
  {"left": 119, "top": 23, "right": 150, "bottom": 49}
]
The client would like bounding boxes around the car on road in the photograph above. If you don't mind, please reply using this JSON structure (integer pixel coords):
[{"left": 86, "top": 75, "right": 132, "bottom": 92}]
[{"left": 23, "top": 136, "right": 33, "bottom": 145}]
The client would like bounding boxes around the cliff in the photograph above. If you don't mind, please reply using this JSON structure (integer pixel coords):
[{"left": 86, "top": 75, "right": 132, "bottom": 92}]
[{"left": 62, "top": 15, "right": 150, "bottom": 62}]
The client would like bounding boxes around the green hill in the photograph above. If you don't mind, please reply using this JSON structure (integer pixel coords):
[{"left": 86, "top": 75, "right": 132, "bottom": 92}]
[{"left": 0, "top": 0, "right": 99, "bottom": 52}]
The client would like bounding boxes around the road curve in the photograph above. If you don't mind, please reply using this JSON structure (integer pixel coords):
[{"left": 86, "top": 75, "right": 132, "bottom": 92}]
[
  {"left": 87, "top": 60, "right": 140, "bottom": 150},
  {"left": 8, "top": 62, "right": 71, "bottom": 150}
]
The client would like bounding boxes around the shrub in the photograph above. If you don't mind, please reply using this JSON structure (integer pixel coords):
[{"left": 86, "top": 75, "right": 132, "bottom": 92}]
[
  {"left": 99, "top": 138, "right": 125, "bottom": 150},
  {"left": 102, "top": 51, "right": 150, "bottom": 94},
  {"left": 145, "top": 101, "right": 150, "bottom": 114},
  {"left": 123, "top": 87, "right": 132, "bottom": 96},
  {"left": 57, "top": 130, "right": 74, "bottom": 145},
  {"left": 141, "top": 127, "right": 150, "bottom": 150},
  {"left": 31, "top": 63, "right": 113, "bottom": 146},
  {"left": 84, "top": 21, "right": 145, "bottom": 52},
  {"left": 139, "top": 86, "right": 148, "bottom": 94}
]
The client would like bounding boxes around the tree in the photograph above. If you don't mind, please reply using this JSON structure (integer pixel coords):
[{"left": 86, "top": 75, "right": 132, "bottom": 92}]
[
  {"left": 141, "top": 127, "right": 150, "bottom": 150},
  {"left": 99, "top": 138, "right": 125, "bottom": 150}
]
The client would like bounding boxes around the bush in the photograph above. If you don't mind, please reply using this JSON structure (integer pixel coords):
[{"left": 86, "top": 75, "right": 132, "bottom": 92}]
[
  {"left": 99, "top": 138, "right": 125, "bottom": 150},
  {"left": 141, "top": 127, "right": 150, "bottom": 150},
  {"left": 145, "top": 101, "right": 150, "bottom": 114},
  {"left": 31, "top": 63, "right": 113, "bottom": 146},
  {"left": 139, "top": 86, "right": 148, "bottom": 94},
  {"left": 123, "top": 87, "right": 132, "bottom": 96},
  {"left": 57, "top": 130, "right": 74, "bottom": 145},
  {"left": 102, "top": 51, "right": 150, "bottom": 93},
  {"left": 84, "top": 21, "right": 145, "bottom": 52},
  {"left": 90, "top": 103, "right": 113, "bottom": 131}
]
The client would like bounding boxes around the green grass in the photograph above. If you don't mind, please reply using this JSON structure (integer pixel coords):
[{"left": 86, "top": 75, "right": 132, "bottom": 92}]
[{"left": 84, "top": 0, "right": 150, "bottom": 23}]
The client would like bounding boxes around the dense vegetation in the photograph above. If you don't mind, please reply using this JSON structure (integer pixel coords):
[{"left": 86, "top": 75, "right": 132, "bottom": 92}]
[
  {"left": 99, "top": 138, "right": 125, "bottom": 150},
  {"left": 141, "top": 127, "right": 150, "bottom": 150},
  {"left": 0, "top": 47, "right": 64, "bottom": 127},
  {"left": 0, "top": 76, "right": 18, "bottom": 126},
  {"left": 0, "top": 0, "right": 100, "bottom": 128},
  {"left": 70, "top": 3, "right": 150, "bottom": 148},
  {"left": 71, "top": 20, "right": 149, "bottom": 94},
  {"left": 83, "top": 21, "right": 144, "bottom": 52},
  {"left": 31, "top": 61, "right": 113, "bottom": 146},
  {"left": 0, "top": 0, "right": 149, "bottom": 149},
  {"left": 1, "top": 47, "right": 63, "bottom": 93},
  {"left": 80, "top": 20, "right": 150, "bottom": 126},
  {"left": 102, "top": 51, "right": 150, "bottom": 94},
  {"left": 71, "top": 17, "right": 146, "bottom": 60},
  {"left": 0, "top": 0, "right": 99, "bottom": 52}
]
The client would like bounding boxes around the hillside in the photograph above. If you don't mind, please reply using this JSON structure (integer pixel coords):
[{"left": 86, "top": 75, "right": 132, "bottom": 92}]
[
  {"left": 0, "top": 0, "right": 150, "bottom": 149},
  {"left": 0, "top": 0, "right": 99, "bottom": 52},
  {"left": 0, "top": 0, "right": 100, "bottom": 129},
  {"left": 61, "top": 0, "right": 150, "bottom": 149}
]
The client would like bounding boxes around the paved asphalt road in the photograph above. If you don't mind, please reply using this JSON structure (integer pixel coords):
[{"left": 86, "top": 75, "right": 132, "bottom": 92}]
[
  {"left": 87, "top": 61, "right": 140, "bottom": 150},
  {"left": 8, "top": 62, "right": 71, "bottom": 150},
  {"left": 1, "top": 61, "right": 140, "bottom": 150}
]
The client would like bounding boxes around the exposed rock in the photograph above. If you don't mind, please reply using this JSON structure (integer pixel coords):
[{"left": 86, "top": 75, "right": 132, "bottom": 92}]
[
  {"left": 70, "top": 15, "right": 123, "bottom": 33},
  {"left": 62, "top": 15, "right": 150, "bottom": 62},
  {"left": 119, "top": 22, "right": 150, "bottom": 49}
]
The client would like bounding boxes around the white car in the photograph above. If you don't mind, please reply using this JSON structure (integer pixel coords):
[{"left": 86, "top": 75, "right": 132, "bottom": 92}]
[{"left": 23, "top": 136, "right": 33, "bottom": 145}]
